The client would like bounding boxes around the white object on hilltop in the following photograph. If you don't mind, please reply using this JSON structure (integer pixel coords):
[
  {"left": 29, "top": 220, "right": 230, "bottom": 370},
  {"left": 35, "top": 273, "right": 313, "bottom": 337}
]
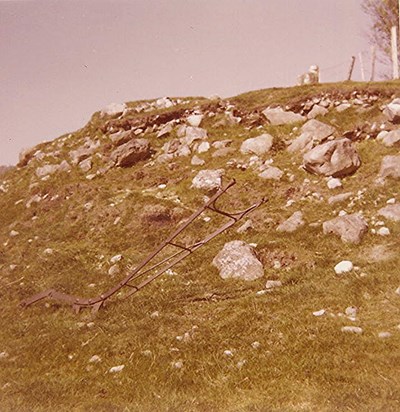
[{"left": 334, "top": 260, "right": 353, "bottom": 274}]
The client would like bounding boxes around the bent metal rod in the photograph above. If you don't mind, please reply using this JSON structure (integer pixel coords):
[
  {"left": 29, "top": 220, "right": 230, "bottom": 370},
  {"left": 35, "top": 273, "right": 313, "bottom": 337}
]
[{"left": 20, "top": 179, "right": 267, "bottom": 313}]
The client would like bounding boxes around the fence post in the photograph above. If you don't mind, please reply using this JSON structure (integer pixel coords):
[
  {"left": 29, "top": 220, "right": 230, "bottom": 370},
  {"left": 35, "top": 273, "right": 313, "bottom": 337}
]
[
  {"left": 347, "top": 56, "right": 356, "bottom": 81},
  {"left": 391, "top": 26, "right": 399, "bottom": 79}
]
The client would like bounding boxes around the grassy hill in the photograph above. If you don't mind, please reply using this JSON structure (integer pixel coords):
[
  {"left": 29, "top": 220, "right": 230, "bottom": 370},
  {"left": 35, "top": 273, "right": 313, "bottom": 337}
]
[{"left": 1, "top": 81, "right": 400, "bottom": 411}]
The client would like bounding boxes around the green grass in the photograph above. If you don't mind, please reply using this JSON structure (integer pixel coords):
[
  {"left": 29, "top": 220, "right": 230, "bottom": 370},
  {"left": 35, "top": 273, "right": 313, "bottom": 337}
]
[{"left": 1, "top": 81, "right": 400, "bottom": 411}]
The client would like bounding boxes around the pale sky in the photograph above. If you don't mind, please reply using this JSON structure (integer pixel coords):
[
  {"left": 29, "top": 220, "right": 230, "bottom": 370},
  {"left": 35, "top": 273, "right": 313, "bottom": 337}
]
[{"left": 1, "top": 0, "right": 374, "bottom": 165}]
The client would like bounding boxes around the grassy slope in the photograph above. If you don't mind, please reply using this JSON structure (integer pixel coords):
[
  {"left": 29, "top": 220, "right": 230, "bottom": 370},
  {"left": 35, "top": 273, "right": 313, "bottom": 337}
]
[{"left": 1, "top": 81, "right": 400, "bottom": 411}]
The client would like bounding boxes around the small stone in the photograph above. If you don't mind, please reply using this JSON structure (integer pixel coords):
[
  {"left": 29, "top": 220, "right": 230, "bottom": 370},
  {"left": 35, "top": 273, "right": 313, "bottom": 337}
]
[
  {"left": 334, "top": 260, "right": 353, "bottom": 274},
  {"left": 89, "top": 355, "right": 101, "bottom": 363},
  {"left": 150, "top": 311, "right": 160, "bottom": 319},
  {"left": 395, "top": 286, "right": 400, "bottom": 296},
  {"left": 378, "top": 332, "right": 392, "bottom": 339},
  {"left": 387, "top": 198, "right": 396, "bottom": 204},
  {"left": 327, "top": 178, "right": 342, "bottom": 189},
  {"left": 172, "top": 360, "right": 183, "bottom": 369},
  {"left": 141, "top": 350, "right": 152, "bottom": 357},
  {"left": 223, "top": 350, "right": 234, "bottom": 357},
  {"left": 377, "top": 227, "right": 390, "bottom": 236},
  {"left": 108, "top": 264, "right": 120, "bottom": 277},
  {"left": 345, "top": 306, "right": 357, "bottom": 318},
  {"left": 9, "top": 230, "right": 19, "bottom": 237},
  {"left": 313, "top": 309, "right": 326, "bottom": 317},
  {"left": 43, "top": 248, "right": 54, "bottom": 255},
  {"left": 0, "top": 352, "right": 9, "bottom": 359},
  {"left": 158, "top": 184, "right": 167, "bottom": 189},
  {"left": 191, "top": 155, "right": 205, "bottom": 166},
  {"left": 341, "top": 326, "right": 363, "bottom": 334},
  {"left": 236, "top": 360, "right": 246, "bottom": 369},
  {"left": 110, "top": 254, "right": 123, "bottom": 264},
  {"left": 265, "top": 280, "right": 282, "bottom": 289},
  {"left": 236, "top": 219, "right": 253, "bottom": 234},
  {"left": 109, "top": 365, "right": 125, "bottom": 373},
  {"left": 197, "top": 141, "right": 210, "bottom": 154},
  {"left": 251, "top": 341, "right": 261, "bottom": 349}
]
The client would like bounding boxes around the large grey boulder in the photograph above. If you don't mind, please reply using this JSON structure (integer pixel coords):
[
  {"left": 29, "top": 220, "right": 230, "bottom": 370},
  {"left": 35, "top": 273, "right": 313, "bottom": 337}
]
[
  {"left": 379, "top": 155, "right": 400, "bottom": 179},
  {"left": 191, "top": 169, "right": 224, "bottom": 191},
  {"left": 110, "top": 138, "right": 151, "bottom": 167},
  {"left": 378, "top": 204, "right": 400, "bottom": 221},
  {"left": 383, "top": 98, "right": 400, "bottom": 124},
  {"left": 288, "top": 119, "right": 335, "bottom": 153},
  {"left": 276, "top": 211, "right": 305, "bottom": 232},
  {"left": 240, "top": 134, "right": 273, "bottom": 156},
  {"left": 323, "top": 213, "right": 368, "bottom": 244},
  {"left": 69, "top": 140, "right": 100, "bottom": 165},
  {"left": 262, "top": 107, "right": 305, "bottom": 125},
  {"left": 381, "top": 129, "right": 400, "bottom": 147},
  {"left": 212, "top": 240, "right": 264, "bottom": 281},
  {"left": 303, "top": 138, "right": 361, "bottom": 177}
]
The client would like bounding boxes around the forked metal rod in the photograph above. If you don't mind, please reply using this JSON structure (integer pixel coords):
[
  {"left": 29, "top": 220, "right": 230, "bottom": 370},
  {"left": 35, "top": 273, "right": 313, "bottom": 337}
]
[{"left": 20, "top": 179, "right": 267, "bottom": 312}]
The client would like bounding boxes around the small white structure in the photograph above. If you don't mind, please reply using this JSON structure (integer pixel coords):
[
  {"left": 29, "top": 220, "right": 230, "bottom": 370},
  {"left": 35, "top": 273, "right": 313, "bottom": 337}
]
[{"left": 298, "top": 65, "right": 320, "bottom": 85}]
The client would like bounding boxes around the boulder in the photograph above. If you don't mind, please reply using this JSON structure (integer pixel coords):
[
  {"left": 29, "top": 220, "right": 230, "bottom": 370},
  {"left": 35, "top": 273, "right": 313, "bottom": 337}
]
[
  {"left": 323, "top": 213, "right": 368, "bottom": 244},
  {"left": 262, "top": 107, "right": 305, "bottom": 125},
  {"left": 101, "top": 102, "right": 127, "bottom": 116},
  {"left": 109, "top": 130, "right": 133, "bottom": 146},
  {"left": 186, "top": 114, "right": 203, "bottom": 127},
  {"left": 302, "top": 138, "right": 361, "bottom": 177},
  {"left": 69, "top": 140, "right": 100, "bottom": 165},
  {"left": 240, "top": 134, "right": 274, "bottom": 156},
  {"left": 381, "top": 129, "right": 400, "bottom": 147},
  {"left": 288, "top": 119, "right": 335, "bottom": 153},
  {"left": 110, "top": 139, "right": 151, "bottom": 167},
  {"left": 378, "top": 204, "right": 400, "bottom": 221},
  {"left": 212, "top": 240, "right": 264, "bottom": 281},
  {"left": 191, "top": 155, "right": 205, "bottom": 166},
  {"left": 379, "top": 155, "right": 400, "bottom": 179},
  {"left": 156, "top": 123, "right": 174, "bottom": 138},
  {"left": 276, "top": 211, "right": 304, "bottom": 232},
  {"left": 383, "top": 98, "right": 400, "bottom": 123},
  {"left": 328, "top": 192, "right": 353, "bottom": 205},
  {"left": 191, "top": 169, "right": 224, "bottom": 191},
  {"left": 182, "top": 127, "right": 208, "bottom": 145},
  {"left": 258, "top": 166, "right": 283, "bottom": 181},
  {"left": 307, "top": 104, "right": 329, "bottom": 119}
]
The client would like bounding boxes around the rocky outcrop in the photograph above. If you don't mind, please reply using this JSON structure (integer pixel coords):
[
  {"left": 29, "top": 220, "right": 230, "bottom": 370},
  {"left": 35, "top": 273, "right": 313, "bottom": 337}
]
[
  {"left": 323, "top": 213, "right": 368, "bottom": 244},
  {"left": 302, "top": 138, "right": 361, "bottom": 177},
  {"left": 212, "top": 240, "right": 264, "bottom": 281},
  {"left": 110, "top": 139, "right": 151, "bottom": 167},
  {"left": 288, "top": 119, "right": 335, "bottom": 153}
]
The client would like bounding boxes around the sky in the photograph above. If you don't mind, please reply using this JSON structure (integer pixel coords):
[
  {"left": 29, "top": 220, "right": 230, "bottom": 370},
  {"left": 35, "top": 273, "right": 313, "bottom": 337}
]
[{"left": 0, "top": 0, "right": 377, "bottom": 165}]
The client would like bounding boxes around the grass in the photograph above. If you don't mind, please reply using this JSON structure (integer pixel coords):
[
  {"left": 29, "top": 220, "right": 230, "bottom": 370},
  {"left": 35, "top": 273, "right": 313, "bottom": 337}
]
[{"left": 1, "top": 81, "right": 400, "bottom": 411}]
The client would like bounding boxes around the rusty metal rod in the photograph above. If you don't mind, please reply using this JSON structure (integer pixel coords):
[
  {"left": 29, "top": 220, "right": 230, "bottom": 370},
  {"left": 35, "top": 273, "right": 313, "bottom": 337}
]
[{"left": 20, "top": 179, "right": 267, "bottom": 312}]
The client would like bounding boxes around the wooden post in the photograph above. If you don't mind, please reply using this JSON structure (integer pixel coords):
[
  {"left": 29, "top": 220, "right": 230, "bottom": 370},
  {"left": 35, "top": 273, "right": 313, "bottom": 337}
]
[
  {"left": 391, "top": 26, "right": 399, "bottom": 79},
  {"left": 359, "top": 52, "right": 365, "bottom": 81},
  {"left": 370, "top": 46, "right": 376, "bottom": 81},
  {"left": 347, "top": 56, "right": 356, "bottom": 81}
]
